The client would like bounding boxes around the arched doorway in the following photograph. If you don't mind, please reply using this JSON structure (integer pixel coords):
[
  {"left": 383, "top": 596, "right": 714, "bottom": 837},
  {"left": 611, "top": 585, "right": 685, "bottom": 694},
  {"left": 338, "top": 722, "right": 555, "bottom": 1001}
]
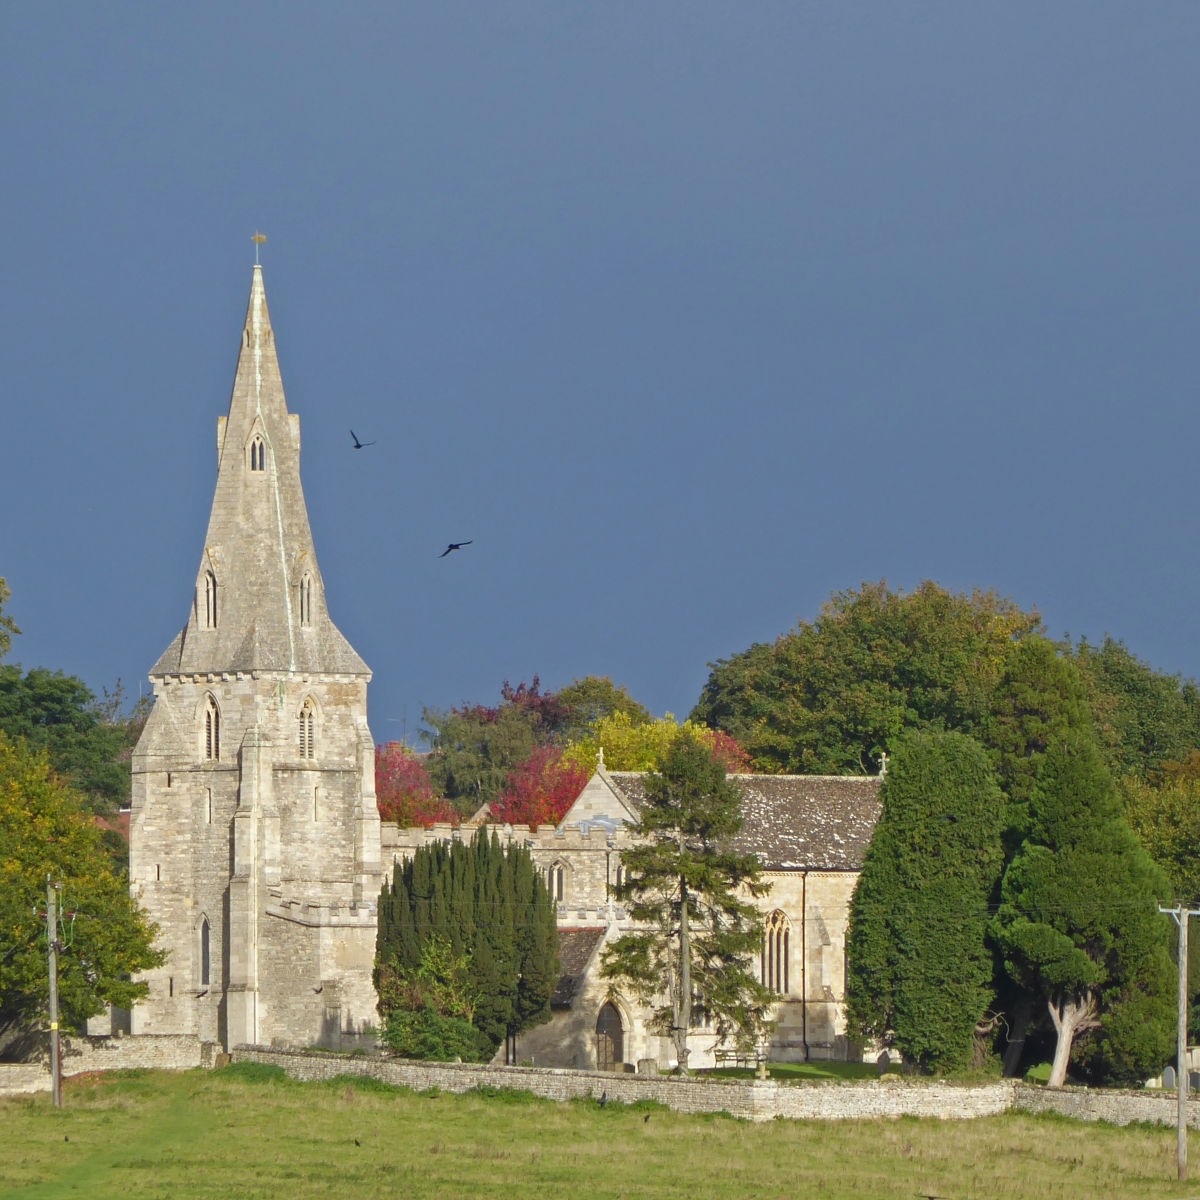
[{"left": 596, "top": 1002, "right": 624, "bottom": 1072}]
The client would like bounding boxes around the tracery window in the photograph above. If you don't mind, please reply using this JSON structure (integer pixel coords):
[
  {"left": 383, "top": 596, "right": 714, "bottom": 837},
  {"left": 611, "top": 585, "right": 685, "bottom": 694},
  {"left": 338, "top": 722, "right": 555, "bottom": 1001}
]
[
  {"left": 299, "top": 697, "right": 316, "bottom": 760},
  {"left": 762, "top": 909, "right": 790, "bottom": 996},
  {"left": 249, "top": 434, "right": 266, "bottom": 471},
  {"left": 204, "top": 695, "right": 220, "bottom": 761},
  {"left": 550, "top": 862, "right": 566, "bottom": 904}
]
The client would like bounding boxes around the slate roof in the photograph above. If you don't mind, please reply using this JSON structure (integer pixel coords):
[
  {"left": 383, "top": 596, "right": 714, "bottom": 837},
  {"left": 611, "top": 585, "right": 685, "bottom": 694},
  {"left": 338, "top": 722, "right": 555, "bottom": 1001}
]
[
  {"left": 551, "top": 927, "right": 606, "bottom": 1009},
  {"left": 606, "top": 771, "right": 882, "bottom": 872}
]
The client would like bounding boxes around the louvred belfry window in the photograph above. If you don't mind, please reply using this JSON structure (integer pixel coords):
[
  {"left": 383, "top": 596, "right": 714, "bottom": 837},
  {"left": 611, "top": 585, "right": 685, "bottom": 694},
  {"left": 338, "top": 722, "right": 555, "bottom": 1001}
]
[
  {"left": 249, "top": 434, "right": 266, "bottom": 471},
  {"left": 204, "top": 696, "right": 220, "bottom": 761},
  {"left": 299, "top": 698, "right": 316, "bottom": 760}
]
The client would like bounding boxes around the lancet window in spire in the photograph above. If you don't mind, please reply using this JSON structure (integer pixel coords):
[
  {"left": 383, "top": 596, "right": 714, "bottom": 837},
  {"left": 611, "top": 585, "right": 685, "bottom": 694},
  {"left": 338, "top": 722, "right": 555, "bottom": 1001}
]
[
  {"left": 203, "top": 695, "right": 220, "bottom": 761},
  {"left": 299, "top": 697, "right": 316, "bottom": 760},
  {"left": 249, "top": 434, "right": 267, "bottom": 472},
  {"left": 203, "top": 571, "right": 218, "bottom": 629},
  {"left": 299, "top": 573, "right": 314, "bottom": 626}
]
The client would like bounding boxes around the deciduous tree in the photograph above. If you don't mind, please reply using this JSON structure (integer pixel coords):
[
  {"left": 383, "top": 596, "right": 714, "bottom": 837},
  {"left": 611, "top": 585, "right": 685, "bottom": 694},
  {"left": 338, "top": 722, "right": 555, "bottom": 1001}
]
[
  {"left": 375, "top": 742, "right": 457, "bottom": 827},
  {"left": 690, "top": 581, "right": 1041, "bottom": 774},
  {"left": 492, "top": 745, "right": 590, "bottom": 828},
  {"left": 601, "top": 736, "right": 772, "bottom": 1073},
  {"left": 844, "top": 732, "right": 1005, "bottom": 1072},
  {"left": 0, "top": 733, "right": 164, "bottom": 1038}
]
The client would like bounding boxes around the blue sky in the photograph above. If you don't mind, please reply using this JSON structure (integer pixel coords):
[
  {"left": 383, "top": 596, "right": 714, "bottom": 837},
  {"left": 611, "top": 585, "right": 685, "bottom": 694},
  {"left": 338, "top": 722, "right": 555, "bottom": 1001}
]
[{"left": 2, "top": 4, "right": 1199, "bottom": 743}]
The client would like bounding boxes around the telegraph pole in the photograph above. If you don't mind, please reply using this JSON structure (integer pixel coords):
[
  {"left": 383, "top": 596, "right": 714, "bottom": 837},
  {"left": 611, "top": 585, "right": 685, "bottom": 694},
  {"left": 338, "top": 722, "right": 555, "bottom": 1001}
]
[
  {"left": 46, "top": 877, "right": 62, "bottom": 1109},
  {"left": 1159, "top": 903, "right": 1200, "bottom": 1180}
]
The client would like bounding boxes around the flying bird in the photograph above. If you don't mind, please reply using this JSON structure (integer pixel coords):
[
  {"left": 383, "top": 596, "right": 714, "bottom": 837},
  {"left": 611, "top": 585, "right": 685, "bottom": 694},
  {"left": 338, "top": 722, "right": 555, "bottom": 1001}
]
[
  {"left": 350, "top": 430, "right": 375, "bottom": 449},
  {"left": 439, "top": 541, "right": 472, "bottom": 558}
]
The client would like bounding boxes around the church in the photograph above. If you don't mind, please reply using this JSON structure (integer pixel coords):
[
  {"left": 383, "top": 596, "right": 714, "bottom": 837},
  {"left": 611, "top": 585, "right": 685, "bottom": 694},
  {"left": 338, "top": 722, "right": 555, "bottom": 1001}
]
[
  {"left": 128, "top": 265, "right": 383, "bottom": 1051},
  {"left": 128, "top": 263, "right": 881, "bottom": 1066}
]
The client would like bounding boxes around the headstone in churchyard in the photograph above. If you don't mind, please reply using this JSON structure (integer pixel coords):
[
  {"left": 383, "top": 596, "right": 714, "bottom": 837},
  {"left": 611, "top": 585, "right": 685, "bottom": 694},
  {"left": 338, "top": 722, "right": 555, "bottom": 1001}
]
[{"left": 1163, "top": 1065, "right": 1176, "bottom": 1089}]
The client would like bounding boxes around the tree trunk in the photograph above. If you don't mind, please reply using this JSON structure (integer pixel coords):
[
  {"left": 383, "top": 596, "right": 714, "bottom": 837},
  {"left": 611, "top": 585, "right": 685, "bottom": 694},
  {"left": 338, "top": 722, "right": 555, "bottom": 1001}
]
[
  {"left": 1002, "top": 996, "right": 1033, "bottom": 1078},
  {"left": 676, "top": 877, "right": 691, "bottom": 1075},
  {"left": 1046, "top": 991, "right": 1099, "bottom": 1088}
]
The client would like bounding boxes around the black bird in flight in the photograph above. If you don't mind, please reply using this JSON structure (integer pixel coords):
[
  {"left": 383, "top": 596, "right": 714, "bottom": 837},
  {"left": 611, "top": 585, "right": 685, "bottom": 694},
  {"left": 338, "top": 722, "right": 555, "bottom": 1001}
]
[
  {"left": 350, "top": 430, "right": 376, "bottom": 449},
  {"left": 439, "top": 541, "right": 472, "bottom": 558}
]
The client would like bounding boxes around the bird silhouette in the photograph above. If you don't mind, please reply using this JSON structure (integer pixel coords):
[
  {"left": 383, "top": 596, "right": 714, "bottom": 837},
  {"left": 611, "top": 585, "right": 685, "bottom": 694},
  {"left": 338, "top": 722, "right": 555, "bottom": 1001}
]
[
  {"left": 439, "top": 541, "right": 472, "bottom": 558},
  {"left": 350, "top": 430, "right": 375, "bottom": 449},
  {"left": 643, "top": 1113, "right": 651, "bottom": 1123},
  {"left": 598, "top": 1090, "right": 607, "bottom": 1108},
  {"left": 313, "top": 985, "right": 323, "bottom": 994}
]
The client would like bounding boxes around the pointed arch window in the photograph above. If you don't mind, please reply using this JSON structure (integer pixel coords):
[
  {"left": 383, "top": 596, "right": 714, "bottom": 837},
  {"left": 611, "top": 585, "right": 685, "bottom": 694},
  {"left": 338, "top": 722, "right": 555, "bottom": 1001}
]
[
  {"left": 549, "top": 861, "right": 567, "bottom": 904},
  {"left": 299, "top": 697, "right": 316, "bottom": 760},
  {"left": 762, "top": 909, "right": 790, "bottom": 995},
  {"left": 299, "top": 573, "right": 314, "bottom": 627},
  {"left": 203, "top": 571, "right": 218, "bottom": 629},
  {"left": 200, "top": 917, "right": 211, "bottom": 987},
  {"left": 204, "top": 695, "right": 220, "bottom": 762},
  {"left": 249, "top": 434, "right": 266, "bottom": 472}
]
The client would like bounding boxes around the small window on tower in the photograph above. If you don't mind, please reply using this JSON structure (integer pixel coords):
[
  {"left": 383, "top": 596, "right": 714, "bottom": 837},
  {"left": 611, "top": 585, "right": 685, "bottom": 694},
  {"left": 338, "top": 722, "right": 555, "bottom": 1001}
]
[
  {"left": 204, "top": 695, "right": 220, "bottom": 761},
  {"left": 299, "top": 697, "right": 316, "bottom": 760},
  {"left": 249, "top": 434, "right": 266, "bottom": 472},
  {"left": 200, "top": 918, "right": 211, "bottom": 987}
]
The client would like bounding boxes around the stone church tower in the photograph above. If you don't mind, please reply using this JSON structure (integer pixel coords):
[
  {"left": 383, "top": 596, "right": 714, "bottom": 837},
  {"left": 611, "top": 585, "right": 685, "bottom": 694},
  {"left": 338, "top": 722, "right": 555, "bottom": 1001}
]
[{"left": 129, "top": 265, "right": 383, "bottom": 1050}]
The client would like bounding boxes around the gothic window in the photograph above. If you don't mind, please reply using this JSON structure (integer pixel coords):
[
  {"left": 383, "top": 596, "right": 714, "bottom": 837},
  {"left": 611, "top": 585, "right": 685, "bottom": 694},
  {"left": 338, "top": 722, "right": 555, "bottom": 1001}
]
[
  {"left": 200, "top": 918, "right": 211, "bottom": 987},
  {"left": 299, "top": 573, "right": 314, "bottom": 626},
  {"left": 203, "top": 695, "right": 220, "bottom": 761},
  {"left": 249, "top": 434, "right": 266, "bottom": 472},
  {"left": 203, "top": 571, "right": 218, "bottom": 629},
  {"left": 299, "top": 697, "right": 316, "bottom": 760},
  {"left": 613, "top": 864, "right": 626, "bottom": 892},
  {"left": 550, "top": 861, "right": 566, "bottom": 904},
  {"left": 762, "top": 909, "right": 790, "bottom": 995}
]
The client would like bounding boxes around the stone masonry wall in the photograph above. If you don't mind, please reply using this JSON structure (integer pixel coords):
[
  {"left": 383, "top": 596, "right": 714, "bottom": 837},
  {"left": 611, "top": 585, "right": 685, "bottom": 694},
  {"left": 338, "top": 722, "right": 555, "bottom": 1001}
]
[
  {"left": 231, "top": 1046, "right": 1014, "bottom": 1121},
  {"left": 0, "top": 1035, "right": 213, "bottom": 1096},
  {"left": 8, "top": 1036, "right": 1200, "bottom": 1130}
]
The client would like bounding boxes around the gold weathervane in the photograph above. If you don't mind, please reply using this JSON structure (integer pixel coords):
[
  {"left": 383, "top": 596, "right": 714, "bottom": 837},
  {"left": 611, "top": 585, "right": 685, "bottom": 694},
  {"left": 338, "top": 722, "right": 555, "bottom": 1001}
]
[{"left": 252, "top": 231, "right": 267, "bottom": 265}]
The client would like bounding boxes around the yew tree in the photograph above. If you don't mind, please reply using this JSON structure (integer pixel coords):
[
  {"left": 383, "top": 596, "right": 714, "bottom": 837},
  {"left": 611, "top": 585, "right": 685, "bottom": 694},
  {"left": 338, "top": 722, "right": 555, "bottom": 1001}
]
[
  {"left": 991, "top": 735, "right": 1174, "bottom": 1087},
  {"left": 844, "top": 732, "right": 1005, "bottom": 1072},
  {"left": 601, "top": 735, "right": 772, "bottom": 1074}
]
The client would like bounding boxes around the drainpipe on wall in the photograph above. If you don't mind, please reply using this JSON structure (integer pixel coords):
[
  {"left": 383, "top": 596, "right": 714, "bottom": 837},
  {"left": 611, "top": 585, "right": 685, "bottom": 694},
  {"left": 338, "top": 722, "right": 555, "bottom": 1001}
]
[{"left": 801, "top": 870, "right": 809, "bottom": 1062}]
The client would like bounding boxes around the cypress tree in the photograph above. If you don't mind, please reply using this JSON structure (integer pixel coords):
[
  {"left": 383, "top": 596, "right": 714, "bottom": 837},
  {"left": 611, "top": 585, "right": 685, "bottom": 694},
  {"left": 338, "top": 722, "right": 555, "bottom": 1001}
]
[
  {"left": 375, "top": 829, "right": 559, "bottom": 1059},
  {"left": 845, "top": 731, "right": 1005, "bottom": 1073}
]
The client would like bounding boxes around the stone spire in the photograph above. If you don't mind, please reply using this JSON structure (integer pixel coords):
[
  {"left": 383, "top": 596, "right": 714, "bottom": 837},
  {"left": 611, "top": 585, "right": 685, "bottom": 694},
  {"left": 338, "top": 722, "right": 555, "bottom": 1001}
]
[{"left": 152, "top": 266, "right": 368, "bottom": 678}]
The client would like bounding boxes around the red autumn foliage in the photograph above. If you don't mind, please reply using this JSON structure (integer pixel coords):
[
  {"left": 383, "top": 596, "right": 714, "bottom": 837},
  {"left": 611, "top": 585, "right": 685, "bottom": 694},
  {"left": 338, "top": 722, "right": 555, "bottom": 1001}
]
[
  {"left": 706, "top": 728, "right": 753, "bottom": 773},
  {"left": 492, "top": 745, "right": 590, "bottom": 830},
  {"left": 375, "top": 742, "right": 458, "bottom": 827}
]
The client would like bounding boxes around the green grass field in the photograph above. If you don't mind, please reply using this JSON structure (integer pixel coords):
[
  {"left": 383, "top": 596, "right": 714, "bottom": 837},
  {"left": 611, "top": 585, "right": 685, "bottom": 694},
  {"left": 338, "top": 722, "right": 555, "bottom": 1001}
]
[{"left": 2, "top": 1063, "right": 1197, "bottom": 1200}]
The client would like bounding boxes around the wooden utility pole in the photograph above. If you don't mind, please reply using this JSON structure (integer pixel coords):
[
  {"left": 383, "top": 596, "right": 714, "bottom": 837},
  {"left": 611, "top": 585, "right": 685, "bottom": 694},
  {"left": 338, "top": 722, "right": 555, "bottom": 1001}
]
[
  {"left": 46, "top": 877, "right": 62, "bottom": 1109},
  {"left": 1159, "top": 903, "right": 1200, "bottom": 1180}
]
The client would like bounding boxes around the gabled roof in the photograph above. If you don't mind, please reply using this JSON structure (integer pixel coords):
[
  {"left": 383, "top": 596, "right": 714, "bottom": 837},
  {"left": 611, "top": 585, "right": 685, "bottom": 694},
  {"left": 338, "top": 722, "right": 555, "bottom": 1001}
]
[
  {"left": 604, "top": 771, "right": 882, "bottom": 872},
  {"left": 551, "top": 927, "right": 607, "bottom": 1009}
]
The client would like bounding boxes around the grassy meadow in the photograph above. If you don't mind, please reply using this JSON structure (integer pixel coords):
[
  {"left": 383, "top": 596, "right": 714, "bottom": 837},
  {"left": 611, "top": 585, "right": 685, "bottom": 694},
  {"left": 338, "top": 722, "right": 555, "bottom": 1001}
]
[{"left": 2, "top": 1063, "right": 1198, "bottom": 1200}]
